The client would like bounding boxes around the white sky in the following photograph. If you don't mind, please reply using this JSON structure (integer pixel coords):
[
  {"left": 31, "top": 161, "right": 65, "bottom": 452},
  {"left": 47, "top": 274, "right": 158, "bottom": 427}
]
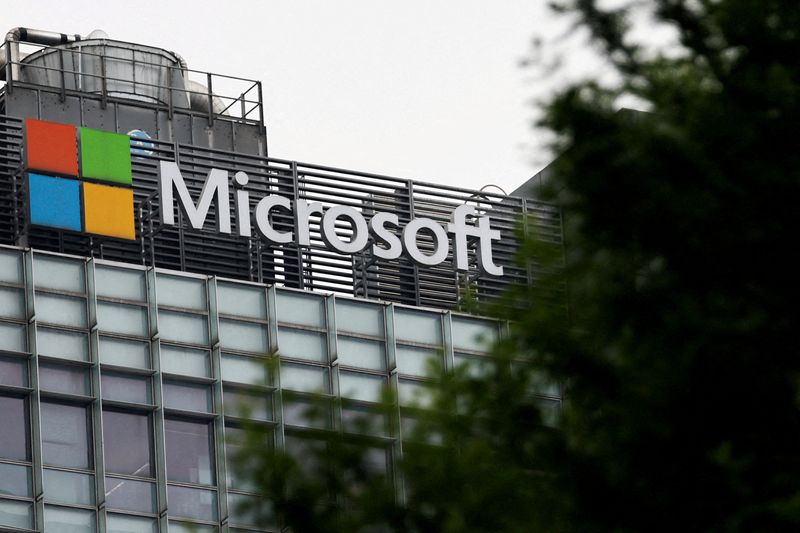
[{"left": 5, "top": 0, "right": 605, "bottom": 194}]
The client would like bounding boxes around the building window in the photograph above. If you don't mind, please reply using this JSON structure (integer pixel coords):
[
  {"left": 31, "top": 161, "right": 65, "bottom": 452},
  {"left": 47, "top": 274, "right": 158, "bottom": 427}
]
[
  {"left": 163, "top": 381, "right": 213, "bottom": 413},
  {"left": 34, "top": 292, "right": 88, "bottom": 329},
  {"left": 164, "top": 418, "right": 215, "bottom": 485},
  {"left": 105, "top": 477, "right": 157, "bottom": 514},
  {"left": 277, "top": 326, "right": 327, "bottom": 362},
  {"left": 36, "top": 327, "right": 89, "bottom": 362},
  {"left": 43, "top": 468, "right": 95, "bottom": 506},
  {"left": 0, "top": 396, "right": 29, "bottom": 462},
  {"left": 0, "top": 394, "right": 33, "bottom": 530},
  {"left": 39, "top": 363, "right": 91, "bottom": 396},
  {"left": 167, "top": 484, "right": 218, "bottom": 522},
  {"left": 160, "top": 344, "right": 210, "bottom": 378},
  {"left": 98, "top": 336, "right": 151, "bottom": 369},
  {"left": 0, "top": 321, "right": 27, "bottom": 353},
  {"left": 40, "top": 402, "right": 92, "bottom": 469},
  {"left": 0, "top": 499, "right": 33, "bottom": 530},
  {"left": 102, "top": 410, "right": 154, "bottom": 477},
  {"left": 106, "top": 513, "right": 157, "bottom": 532},
  {"left": 101, "top": 373, "right": 152, "bottom": 405},
  {"left": 223, "top": 388, "right": 272, "bottom": 422},
  {"left": 43, "top": 505, "right": 95, "bottom": 533}
]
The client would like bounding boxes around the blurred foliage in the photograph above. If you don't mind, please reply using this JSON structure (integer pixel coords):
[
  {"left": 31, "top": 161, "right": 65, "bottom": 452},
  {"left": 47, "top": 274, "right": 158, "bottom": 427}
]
[{"left": 233, "top": 1, "right": 800, "bottom": 531}]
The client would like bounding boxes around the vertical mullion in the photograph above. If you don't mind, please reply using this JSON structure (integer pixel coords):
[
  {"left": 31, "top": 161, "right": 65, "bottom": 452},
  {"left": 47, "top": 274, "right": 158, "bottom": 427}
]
[
  {"left": 267, "top": 286, "right": 285, "bottom": 451},
  {"left": 326, "top": 294, "right": 341, "bottom": 433},
  {"left": 147, "top": 267, "right": 169, "bottom": 533},
  {"left": 87, "top": 258, "right": 107, "bottom": 533},
  {"left": 208, "top": 276, "right": 230, "bottom": 530},
  {"left": 24, "top": 249, "right": 45, "bottom": 532},
  {"left": 385, "top": 303, "right": 405, "bottom": 504},
  {"left": 442, "top": 311, "right": 455, "bottom": 373}
]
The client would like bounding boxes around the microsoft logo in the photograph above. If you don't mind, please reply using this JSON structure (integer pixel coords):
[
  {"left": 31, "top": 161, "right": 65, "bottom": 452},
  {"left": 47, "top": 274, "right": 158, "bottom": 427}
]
[{"left": 24, "top": 118, "right": 135, "bottom": 240}]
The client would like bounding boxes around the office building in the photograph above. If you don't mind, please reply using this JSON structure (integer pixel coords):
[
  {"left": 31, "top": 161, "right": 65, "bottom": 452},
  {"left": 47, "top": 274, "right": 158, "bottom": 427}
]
[{"left": 0, "top": 28, "right": 562, "bottom": 532}]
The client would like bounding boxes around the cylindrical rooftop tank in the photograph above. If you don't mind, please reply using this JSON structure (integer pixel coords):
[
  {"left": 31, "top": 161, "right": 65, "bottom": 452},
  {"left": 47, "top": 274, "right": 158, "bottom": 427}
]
[{"left": 19, "top": 39, "right": 190, "bottom": 107}]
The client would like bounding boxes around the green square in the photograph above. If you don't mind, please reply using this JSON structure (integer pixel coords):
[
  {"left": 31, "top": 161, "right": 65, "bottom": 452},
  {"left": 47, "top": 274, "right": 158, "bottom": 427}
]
[{"left": 79, "top": 127, "right": 132, "bottom": 185}]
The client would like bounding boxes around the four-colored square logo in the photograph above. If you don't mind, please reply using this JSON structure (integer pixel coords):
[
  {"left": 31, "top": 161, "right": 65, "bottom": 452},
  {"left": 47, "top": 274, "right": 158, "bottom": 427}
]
[{"left": 25, "top": 118, "right": 135, "bottom": 240}]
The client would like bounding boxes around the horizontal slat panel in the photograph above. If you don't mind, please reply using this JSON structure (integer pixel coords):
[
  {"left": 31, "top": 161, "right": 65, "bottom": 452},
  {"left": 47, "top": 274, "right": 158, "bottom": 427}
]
[{"left": 0, "top": 113, "right": 563, "bottom": 310}]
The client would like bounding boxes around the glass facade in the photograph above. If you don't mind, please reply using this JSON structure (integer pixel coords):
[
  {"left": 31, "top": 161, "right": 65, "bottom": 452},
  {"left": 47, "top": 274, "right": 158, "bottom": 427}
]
[{"left": 0, "top": 245, "right": 560, "bottom": 532}]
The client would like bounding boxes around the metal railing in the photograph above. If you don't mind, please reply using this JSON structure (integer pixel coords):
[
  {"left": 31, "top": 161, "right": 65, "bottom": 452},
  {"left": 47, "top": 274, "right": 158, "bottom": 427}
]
[{"left": 1, "top": 40, "right": 263, "bottom": 126}]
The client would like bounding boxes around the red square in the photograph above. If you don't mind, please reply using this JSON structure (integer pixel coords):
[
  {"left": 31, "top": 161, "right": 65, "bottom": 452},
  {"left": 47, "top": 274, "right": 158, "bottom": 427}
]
[{"left": 25, "top": 118, "right": 79, "bottom": 177}]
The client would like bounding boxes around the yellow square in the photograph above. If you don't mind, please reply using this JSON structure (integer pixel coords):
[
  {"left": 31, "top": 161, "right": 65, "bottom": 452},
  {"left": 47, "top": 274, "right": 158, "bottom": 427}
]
[{"left": 82, "top": 182, "right": 135, "bottom": 240}]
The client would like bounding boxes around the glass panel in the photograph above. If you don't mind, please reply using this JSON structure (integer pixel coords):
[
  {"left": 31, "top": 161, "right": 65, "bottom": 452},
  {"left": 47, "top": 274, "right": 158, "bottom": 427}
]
[
  {"left": 531, "top": 375, "right": 561, "bottom": 398},
  {"left": 105, "top": 477, "right": 156, "bottom": 513},
  {"left": 283, "top": 435, "right": 326, "bottom": 473},
  {"left": 107, "top": 514, "right": 157, "bottom": 533},
  {"left": 102, "top": 373, "right": 151, "bottom": 404},
  {"left": 157, "top": 275, "right": 206, "bottom": 310},
  {"left": 223, "top": 388, "right": 272, "bottom": 421},
  {"left": 0, "top": 499, "right": 32, "bottom": 530},
  {"left": 0, "top": 286, "right": 25, "bottom": 319},
  {"left": 451, "top": 316, "right": 498, "bottom": 352},
  {"left": 398, "top": 380, "right": 433, "bottom": 408},
  {"left": 36, "top": 327, "right": 88, "bottom": 361},
  {"left": 165, "top": 419, "right": 214, "bottom": 484},
  {"left": 363, "top": 447, "right": 389, "bottom": 475},
  {"left": 43, "top": 469, "right": 95, "bottom": 505},
  {"left": 0, "top": 321, "right": 26, "bottom": 352},
  {"left": 337, "top": 336, "right": 385, "bottom": 370},
  {"left": 336, "top": 300, "right": 384, "bottom": 336},
  {"left": 277, "top": 327, "right": 326, "bottom": 362},
  {"left": 223, "top": 426, "right": 244, "bottom": 488},
  {"left": 224, "top": 426, "right": 270, "bottom": 492},
  {"left": 167, "top": 484, "right": 218, "bottom": 521},
  {"left": 219, "top": 319, "right": 268, "bottom": 353},
  {"left": 396, "top": 344, "right": 439, "bottom": 377},
  {"left": 0, "top": 396, "right": 29, "bottom": 461},
  {"left": 0, "top": 462, "right": 32, "bottom": 497},
  {"left": 160, "top": 344, "right": 210, "bottom": 378},
  {"left": 280, "top": 363, "right": 328, "bottom": 393},
  {"left": 454, "top": 353, "right": 494, "bottom": 379},
  {"left": 95, "top": 265, "right": 146, "bottom": 301},
  {"left": 0, "top": 356, "right": 27, "bottom": 387},
  {"left": 217, "top": 282, "right": 266, "bottom": 319},
  {"left": 342, "top": 405, "right": 389, "bottom": 437},
  {"left": 97, "top": 302, "right": 148, "bottom": 336},
  {"left": 44, "top": 505, "right": 95, "bottom": 533},
  {"left": 102, "top": 411, "right": 153, "bottom": 477},
  {"left": 221, "top": 354, "right": 268, "bottom": 386},
  {"left": 168, "top": 520, "right": 218, "bottom": 533},
  {"left": 276, "top": 290, "right": 325, "bottom": 327},
  {"left": 39, "top": 363, "right": 90, "bottom": 396},
  {"left": 339, "top": 372, "right": 385, "bottom": 403},
  {"left": 35, "top": 292, "right": 87, "bottom": 328},
  {"left": 537, "top": 398, "right": 561, "bottom": 427},
  {"left": 0, "top": 249, "right": 23, "bottom": 284},
  {"left": 282, "top": 397, "right": 331, "bottom": 429},
  {"left": 394, "top": 309, "right": 442, "bottom": 345},
  {"left": 163, "top": 381, "right": 212, "bottom": 413},
  {"left": 34, "top": 255, "right": 85, "bottom": 293},
  {"left": 400, "top": 415, "right": 423, "bottom": 441},
  {"left": 99, "top": 336, "right": 150, "bottom": 369},
  {"left": 158, "top": 310, "right": 208, "bottom": 345},
  {"left": 41, "top": 403, "right": 91, "bottom": 468},
  {"left": 229, "top": 492, "right": 271, "bottom": 527}
]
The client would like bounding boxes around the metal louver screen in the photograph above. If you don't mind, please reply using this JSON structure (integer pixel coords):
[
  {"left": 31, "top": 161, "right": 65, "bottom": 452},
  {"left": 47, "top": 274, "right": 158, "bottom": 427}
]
[{"left": 0, "top": 114, "right": 563, "bottom": 310}]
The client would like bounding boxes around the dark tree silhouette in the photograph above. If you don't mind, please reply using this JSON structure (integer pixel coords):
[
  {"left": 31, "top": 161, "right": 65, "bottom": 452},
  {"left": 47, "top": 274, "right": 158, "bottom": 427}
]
[{"left": 233, "top": 1, "right": 800, "bottom": 531}]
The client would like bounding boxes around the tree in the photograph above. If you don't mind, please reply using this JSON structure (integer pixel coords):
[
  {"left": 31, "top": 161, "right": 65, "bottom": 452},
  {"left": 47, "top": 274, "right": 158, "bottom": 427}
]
[{"left": 232, "top": 1, "right": 800, "bottom": 531}]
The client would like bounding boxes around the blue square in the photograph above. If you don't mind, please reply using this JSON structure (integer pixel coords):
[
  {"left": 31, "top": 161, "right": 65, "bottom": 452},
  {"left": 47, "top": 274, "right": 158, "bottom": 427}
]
[{"left": 28, "top": 173, "right": 82, "bottom": 232}]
